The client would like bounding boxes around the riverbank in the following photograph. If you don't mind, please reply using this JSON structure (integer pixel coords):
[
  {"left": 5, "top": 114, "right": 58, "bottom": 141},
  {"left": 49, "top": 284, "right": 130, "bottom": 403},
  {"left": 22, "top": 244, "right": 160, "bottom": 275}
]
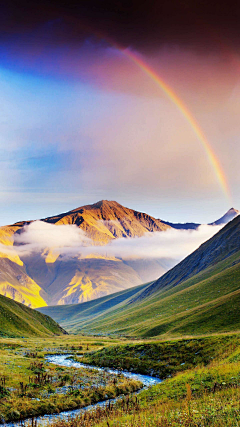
[
  {"left": 5, "top": 354, "right": 161, "bottom": 427},
  {"left": 1, "top": 355, "right": 142, "bottom": 424},
  {"left": 81, "top": 334, "right": 240, "bottom": 377}
]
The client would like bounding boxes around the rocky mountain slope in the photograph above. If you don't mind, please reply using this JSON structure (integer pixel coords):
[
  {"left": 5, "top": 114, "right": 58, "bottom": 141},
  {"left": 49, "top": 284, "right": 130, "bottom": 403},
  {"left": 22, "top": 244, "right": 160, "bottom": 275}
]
[{"left": 42, "top": 200, "right": 171, "bottom": 241}]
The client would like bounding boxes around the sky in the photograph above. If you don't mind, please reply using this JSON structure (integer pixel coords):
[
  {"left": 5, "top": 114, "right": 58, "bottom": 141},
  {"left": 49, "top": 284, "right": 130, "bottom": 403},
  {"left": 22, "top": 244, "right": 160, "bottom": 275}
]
[{"left": 0, "top": 0, "right": 240, "bottom": 225}]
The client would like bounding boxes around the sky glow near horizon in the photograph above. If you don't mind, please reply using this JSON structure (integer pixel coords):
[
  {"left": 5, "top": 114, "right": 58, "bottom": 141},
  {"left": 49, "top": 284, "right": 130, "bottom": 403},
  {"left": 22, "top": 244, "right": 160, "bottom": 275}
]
[{"left": 0, "top": 36, "right": 240, "bottom": 225}]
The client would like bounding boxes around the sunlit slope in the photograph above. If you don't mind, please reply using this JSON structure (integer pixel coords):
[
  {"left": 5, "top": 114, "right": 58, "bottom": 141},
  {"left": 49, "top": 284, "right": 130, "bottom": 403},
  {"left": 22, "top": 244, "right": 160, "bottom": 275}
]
[
  {"left": 38, "top": 281, "right": 150, "bottom": 330},
  {"left": 47, "top": 217, "right": 240, "bottom": 337},
  {"left": 0, "top": 294, "right": 65, "bottom": 337},
  {"left": 0, "top": 225, "right": 23, "bottom": 265},
  {"left": 21, "top": 255, "right": 163, "bottom": 305},
  {"left": 0, "top": 225, "right": 47, "bottom": 308}
]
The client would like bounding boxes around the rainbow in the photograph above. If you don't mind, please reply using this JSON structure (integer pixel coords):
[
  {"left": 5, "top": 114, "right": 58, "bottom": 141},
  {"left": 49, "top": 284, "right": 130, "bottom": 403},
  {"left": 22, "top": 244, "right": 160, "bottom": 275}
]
[
  {"left": 50, "top": 9, "right": 231, "bottom": 200},
  {"left": 121, "top": 48, "right": 231, "bottom": 201}
]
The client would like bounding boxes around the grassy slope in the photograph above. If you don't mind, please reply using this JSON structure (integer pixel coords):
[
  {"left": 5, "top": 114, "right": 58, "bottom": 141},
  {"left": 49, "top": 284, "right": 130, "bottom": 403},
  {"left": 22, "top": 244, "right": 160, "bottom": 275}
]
[
  {"left": 0, "top": 294, "right": 66, "bottom": 337},
  {"left": 42, "top": 248, "right": 240, "bottom": 338},
  {"left": 73, "top": 250, "right": 240, "bottom": 337},
  {"left": 83, "top": 334, "right": 240, "bottom": 377},
  {"left": 134, "top": 214, "right": 240, "bottom": 301},
  {"left": 38, "top": 282, "right": 150, "bottom": 330}
]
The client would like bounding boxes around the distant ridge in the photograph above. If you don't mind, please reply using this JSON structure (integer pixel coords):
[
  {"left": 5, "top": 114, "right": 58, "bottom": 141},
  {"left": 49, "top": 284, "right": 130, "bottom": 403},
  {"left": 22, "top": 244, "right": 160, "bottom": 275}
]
[
  {"left": 161, "top": 220, "right": 200, "bottom": 230},
  {"left": 161, "top": 207, "right": 239, "bottom": 230}
]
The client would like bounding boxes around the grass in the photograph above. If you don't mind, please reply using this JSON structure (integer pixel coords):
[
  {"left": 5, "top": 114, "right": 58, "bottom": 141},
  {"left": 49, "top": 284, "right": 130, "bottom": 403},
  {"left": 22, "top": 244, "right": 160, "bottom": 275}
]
[
  {"left": 0, "top": 333, "right": 240, "bottom": 425},
  {"left": 0, "top": 335, "right": 142, "bottom": 423},
  {"left": 52, "top": 250, "right": 240, "bottom": 339},
  {"left": 0, "top": 294, "right": 65, "bottom": 337},
  {"left": 30, "top": 334, "right": 240, "bottom": 427},
  {"left": 82, "top": 334, "right": 240, "bottom": 378}
]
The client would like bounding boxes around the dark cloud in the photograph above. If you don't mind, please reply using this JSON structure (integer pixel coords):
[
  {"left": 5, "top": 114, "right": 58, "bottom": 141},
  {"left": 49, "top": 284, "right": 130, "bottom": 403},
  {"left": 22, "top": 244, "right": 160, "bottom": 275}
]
[{"left": 2, "top": 0, "right": 240, "bottom": 52}]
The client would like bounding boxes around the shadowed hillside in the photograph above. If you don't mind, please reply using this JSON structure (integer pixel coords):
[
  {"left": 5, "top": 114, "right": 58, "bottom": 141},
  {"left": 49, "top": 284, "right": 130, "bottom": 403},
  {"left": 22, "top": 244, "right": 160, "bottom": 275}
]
[{"left": 38, "top": 281, "right": 150, "bottom": 330}]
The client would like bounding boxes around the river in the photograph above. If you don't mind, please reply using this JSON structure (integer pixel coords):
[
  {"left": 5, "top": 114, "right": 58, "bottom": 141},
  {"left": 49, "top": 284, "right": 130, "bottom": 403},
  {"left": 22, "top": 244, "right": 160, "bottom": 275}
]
[{"left": 5, "top": 354, "right": 162, "bottom": 426}]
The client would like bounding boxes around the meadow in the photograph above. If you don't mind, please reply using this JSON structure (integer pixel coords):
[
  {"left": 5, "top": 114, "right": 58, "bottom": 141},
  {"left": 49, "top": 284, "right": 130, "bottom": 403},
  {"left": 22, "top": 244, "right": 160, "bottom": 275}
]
[
  {"left": 0, "top": 335, "right": 140, "bottom": 423},
  {"left": 0, "top": 333, "right": 239, "bottom": 425}
]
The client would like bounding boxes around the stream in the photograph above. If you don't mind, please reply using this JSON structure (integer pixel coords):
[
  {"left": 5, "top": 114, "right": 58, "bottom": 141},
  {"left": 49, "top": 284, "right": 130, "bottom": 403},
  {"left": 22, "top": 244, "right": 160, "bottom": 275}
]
[{"left": 6, "top": 354, "right": 162, "bottom": 426}]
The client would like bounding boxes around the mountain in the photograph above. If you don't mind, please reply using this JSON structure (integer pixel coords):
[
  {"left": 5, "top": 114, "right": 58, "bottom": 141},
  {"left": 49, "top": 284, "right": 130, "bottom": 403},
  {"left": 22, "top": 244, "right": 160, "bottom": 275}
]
[
  {"left": 0, "top": 200, "right": 174, "bottom": 307},
  {"left": 0, "top": 201, "right": 238, "bottom": 308},
  {"left": 210, "top": 207, "right": 239, "bottom": 225},
  {"left": 161, "top": 220, "right": 200, "bottom": 230},
  {"left": 0, "top": 293, "right": 66, "bottom": 337},
  {"left": 161, "top": 207, "right": 239, "bottom": 230},
  {"left": 40, "top": 215, "right": 240, "bottom": 337},
  {"left": 42, "top": 199, "right": 171, "bottom": 241}
]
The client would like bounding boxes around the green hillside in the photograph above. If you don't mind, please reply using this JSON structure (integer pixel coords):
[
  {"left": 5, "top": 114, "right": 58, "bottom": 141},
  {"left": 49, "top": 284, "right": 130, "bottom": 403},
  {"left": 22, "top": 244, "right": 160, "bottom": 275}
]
[
  {"left": 38, "top": 281, "right": 150, "bottom": 331},
  {"left": 0, "top": 294, "right": 66, "bottom": 337},
  {"left": 135, "top": 214, "right": 240, "bottom": 302},
  {"left": 39, "top": 216, "right": 240, "bottom": 338}
]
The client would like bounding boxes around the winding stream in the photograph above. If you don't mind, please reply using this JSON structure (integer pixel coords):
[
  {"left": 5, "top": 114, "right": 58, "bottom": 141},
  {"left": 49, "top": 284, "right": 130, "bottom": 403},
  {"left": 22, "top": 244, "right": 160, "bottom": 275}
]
[{"left": 6, "top": 354, "right": 162, "bottom": 426}]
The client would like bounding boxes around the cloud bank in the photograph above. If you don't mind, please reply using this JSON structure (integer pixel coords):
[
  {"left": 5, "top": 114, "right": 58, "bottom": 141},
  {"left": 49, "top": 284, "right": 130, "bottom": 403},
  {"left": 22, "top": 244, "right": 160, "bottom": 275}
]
[{"left": 0, "top": 221, "right": 223, "bottom": 262}]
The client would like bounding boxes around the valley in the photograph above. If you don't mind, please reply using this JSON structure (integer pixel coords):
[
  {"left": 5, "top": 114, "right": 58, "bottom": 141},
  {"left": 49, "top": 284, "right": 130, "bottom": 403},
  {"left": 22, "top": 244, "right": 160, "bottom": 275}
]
[
  {"left": 0, "top": 204, "right": 240, "bottom": 426},
  {"left": 40, "top": 214, "right": 240, "bottom": 338}
]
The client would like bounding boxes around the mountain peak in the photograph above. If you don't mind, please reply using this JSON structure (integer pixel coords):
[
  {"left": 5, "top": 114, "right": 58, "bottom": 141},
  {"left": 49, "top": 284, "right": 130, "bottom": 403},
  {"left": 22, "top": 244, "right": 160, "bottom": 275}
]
[
  {"left": 90, "top": 200, "right": 120, "bottom": 209},
  {"left": 210, "top": 207, "right": 239, "bottom": 226},
  {"left": 228, "top": 207, "right": 239, "bottom": 213}
]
